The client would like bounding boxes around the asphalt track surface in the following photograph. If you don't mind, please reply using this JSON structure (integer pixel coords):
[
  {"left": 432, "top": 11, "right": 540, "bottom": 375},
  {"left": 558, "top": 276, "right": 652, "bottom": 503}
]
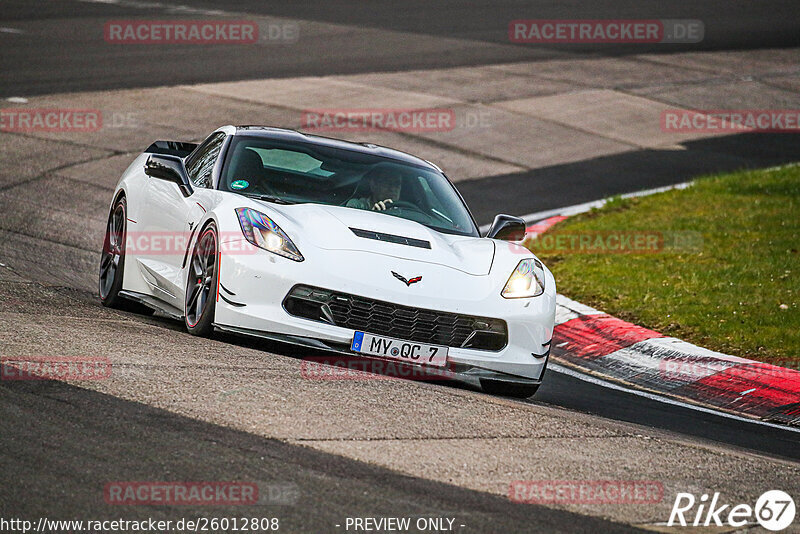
[
  {"left": 2, "top": 0, "right": 800, "bottom": 96},
  {"left": 459, "top": 132, "right": 800, "bottom": 222},
  {"left": 536, "top": 370, "right": 800, "bottom": 462},
  {"left": 1, "top": 0, "right": 800, "bottom": 532},
  {"left": 0, "top": 376, "right": 636, "bottom": 533}
]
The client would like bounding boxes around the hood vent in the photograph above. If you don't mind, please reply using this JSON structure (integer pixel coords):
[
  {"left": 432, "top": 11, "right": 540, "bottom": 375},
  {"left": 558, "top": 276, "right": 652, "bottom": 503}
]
[{"left": 349, "top": 227, "right": 431, "bottom": 249}]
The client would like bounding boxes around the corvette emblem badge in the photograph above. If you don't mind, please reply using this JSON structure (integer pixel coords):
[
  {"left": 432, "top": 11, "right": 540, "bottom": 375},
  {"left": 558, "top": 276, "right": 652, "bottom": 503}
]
[{"left": 391, "top": 271, "right": 422, "bottom": 286}]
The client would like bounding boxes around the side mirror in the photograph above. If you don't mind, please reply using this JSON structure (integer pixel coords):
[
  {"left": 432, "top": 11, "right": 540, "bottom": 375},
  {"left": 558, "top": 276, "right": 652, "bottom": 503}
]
[
  {"left": 485, "top": 214, "right": 526, "bottom": 241},
  {"left": 144, "top": 154, "right": 193, "bottom": 197}
]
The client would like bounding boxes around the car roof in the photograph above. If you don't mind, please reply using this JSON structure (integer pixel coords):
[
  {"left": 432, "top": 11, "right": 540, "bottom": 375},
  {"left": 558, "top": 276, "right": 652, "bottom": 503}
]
[{"left": 233, "top": 126, "right": 440, "bottom": 171}]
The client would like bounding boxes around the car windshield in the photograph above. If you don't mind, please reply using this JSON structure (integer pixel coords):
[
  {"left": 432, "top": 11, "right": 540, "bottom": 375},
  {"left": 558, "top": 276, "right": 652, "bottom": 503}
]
[{"left": 219, "top": 135, "right": 478, "bottom": 236}]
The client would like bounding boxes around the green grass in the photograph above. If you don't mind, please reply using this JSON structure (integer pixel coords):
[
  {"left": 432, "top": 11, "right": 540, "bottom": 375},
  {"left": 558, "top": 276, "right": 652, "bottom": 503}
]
[{"left": 527, "top": 165, "right": 800, "bottom": 366}]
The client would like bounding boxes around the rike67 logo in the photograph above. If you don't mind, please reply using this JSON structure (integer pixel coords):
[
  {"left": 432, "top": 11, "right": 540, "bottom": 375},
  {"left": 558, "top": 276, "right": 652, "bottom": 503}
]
[{"left": 668, "top": 490, "right": 796, "bottom": 531}]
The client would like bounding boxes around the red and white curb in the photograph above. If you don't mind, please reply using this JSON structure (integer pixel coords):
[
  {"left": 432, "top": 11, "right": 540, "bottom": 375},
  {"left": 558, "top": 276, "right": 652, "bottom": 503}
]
[
  {"left": 524, "top": 215, "right": 568, "bottom": 238},
  {"left": 551, "top": 281, "right": 800, "bottom": 428},
  {"left": 509, "top": 181, "right": 800, "bottom": 428}
]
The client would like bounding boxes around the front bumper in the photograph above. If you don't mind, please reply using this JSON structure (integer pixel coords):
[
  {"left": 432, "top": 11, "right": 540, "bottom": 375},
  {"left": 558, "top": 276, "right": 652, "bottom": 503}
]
[
  {"left": 213, "top": 242, "right": 555, "bottom": 383},
  {"left": 213, "top": 323, "right": 546, "bottom": 389}
]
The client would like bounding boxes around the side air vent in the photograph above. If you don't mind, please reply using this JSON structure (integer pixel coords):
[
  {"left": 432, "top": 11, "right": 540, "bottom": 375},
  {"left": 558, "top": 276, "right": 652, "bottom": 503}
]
[{"left": 349, "top": 227, "right": 431, "bottom": 249}]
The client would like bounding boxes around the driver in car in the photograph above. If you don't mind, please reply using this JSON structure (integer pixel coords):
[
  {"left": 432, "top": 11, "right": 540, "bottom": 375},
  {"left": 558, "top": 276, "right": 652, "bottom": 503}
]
[{"left": 346, "top": 166, "right": 403, "bottom": 211}]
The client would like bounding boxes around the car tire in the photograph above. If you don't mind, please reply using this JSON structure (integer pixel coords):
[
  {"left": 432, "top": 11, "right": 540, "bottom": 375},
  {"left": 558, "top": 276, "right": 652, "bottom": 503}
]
[
  {"left": 185, "top": 222, "right": 218, "bottom": 337},
  {"left": 98, "top": 196, "right": 154, "bottom": 315},
  {"left": 480, "top": 379, "right": 540, "bottom": 398}
]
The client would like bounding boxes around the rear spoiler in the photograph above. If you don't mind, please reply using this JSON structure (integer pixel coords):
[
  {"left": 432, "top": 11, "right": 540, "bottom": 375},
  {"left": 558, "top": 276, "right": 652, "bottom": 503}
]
[{"left": 145, "top": 140, "right": 198, "bottom": 158}]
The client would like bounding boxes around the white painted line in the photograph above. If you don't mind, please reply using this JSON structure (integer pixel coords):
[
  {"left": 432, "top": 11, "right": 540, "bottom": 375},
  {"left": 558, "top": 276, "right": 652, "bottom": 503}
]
[
  {"left": 763, "top": 162, "right": 800, "bottom": 173},
  {"left": 77, "top": 0, "right": 239, "bottom": 16},
  {"left": 6, "top": 97, "right": 28, "bottom": 103},
  {"left": 548, "top": 362, "right": 800, "bottom": 434},
  {"left": 556, "top": 294, "right": 603, "bottom": 317},
  {"left": 479, "top": 181, "right": 694, "bottom": 232},
  {"left": 521, "top": 181, "right": 694, "bottom": 223},
  {"left": 0, "top": 27, "right": 25, "bottom": 34}
]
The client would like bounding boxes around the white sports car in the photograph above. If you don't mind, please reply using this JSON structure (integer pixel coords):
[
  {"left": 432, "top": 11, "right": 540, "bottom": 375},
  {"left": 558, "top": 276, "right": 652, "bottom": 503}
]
[{"left": 99, "top": 126, "right": 555, "bottom": 397}]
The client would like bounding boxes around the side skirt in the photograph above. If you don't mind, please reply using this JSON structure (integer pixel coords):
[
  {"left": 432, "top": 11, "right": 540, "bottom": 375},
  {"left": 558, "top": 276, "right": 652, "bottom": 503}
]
[{"left": 119, "top": 290, "right": 184, "bottom": 321}]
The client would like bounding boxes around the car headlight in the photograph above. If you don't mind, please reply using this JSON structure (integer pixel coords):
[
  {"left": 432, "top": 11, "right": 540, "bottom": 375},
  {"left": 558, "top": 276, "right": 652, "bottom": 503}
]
[
  {"left": 235, "top": 207, "right": 303, "bottom": 262},
  {"left": 502, "top": 258, "right": 545, "bottom": 298}
]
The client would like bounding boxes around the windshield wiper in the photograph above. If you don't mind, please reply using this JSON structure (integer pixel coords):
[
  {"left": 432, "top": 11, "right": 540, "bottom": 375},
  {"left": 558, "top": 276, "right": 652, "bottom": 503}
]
[{"left": 243, "top": 193, "right": 294, "bottom": 205}]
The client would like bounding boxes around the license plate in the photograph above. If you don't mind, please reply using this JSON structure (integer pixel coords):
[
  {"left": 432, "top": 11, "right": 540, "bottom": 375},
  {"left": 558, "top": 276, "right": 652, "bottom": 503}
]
[{"left": 351, "top": 331, "right": 448, "bottom": 368}]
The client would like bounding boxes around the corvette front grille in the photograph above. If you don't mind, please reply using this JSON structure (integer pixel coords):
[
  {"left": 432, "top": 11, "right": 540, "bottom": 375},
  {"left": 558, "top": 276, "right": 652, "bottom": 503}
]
[{"left": 283, "top": 285, "right": 508, "bottom": 351}]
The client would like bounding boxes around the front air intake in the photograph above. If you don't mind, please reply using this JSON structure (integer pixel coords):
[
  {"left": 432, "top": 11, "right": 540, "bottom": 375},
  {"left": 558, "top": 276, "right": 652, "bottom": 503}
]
[{"left": 283, "top": 285, "right": 508, "bottom": 351}]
